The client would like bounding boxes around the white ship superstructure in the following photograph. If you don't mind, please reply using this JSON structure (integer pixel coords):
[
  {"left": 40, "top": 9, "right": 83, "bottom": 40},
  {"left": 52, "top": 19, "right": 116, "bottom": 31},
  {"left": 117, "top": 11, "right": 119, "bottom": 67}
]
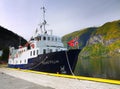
[
  {"left": 8, "top": 28, "right": 67, "bottom": 66},
  {"left": 8, "top": 6, "right": 67, "bottom": 66}
]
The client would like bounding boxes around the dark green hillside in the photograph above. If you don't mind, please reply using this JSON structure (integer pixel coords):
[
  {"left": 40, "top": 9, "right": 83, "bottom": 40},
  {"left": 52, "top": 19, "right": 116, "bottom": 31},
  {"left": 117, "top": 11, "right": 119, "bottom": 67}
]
[{"left": 0, "top": 26, "right": 27, "bottom": 49}]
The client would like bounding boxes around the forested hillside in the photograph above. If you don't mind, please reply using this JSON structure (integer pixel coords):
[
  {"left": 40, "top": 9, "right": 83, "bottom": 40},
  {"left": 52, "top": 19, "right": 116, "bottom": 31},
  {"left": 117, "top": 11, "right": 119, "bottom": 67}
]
[
  {"left": 0, "top": 26, "right": 27, "bottom": 49},
  {"left": 62, "top": 20, "right": 120, "bottom": 80}
]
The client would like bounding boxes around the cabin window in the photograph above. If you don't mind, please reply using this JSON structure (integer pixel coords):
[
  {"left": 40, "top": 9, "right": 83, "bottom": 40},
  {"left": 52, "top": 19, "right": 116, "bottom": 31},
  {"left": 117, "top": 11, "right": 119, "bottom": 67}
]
[
  {"left": 37, "top": 50, "right": 39, "bottom": 55},
  {"left": 33, "top": 50, "right": 35, "bottom": 55},
  {"left": 43, "top": 49, "right": 46, "bottom": 54},
  {"left": 20, "top": 60, "right": 22, "bottom": 63},
  {"left": 48, "top": 37, "right": 50, "bottom": 41},
  {"left": 35, "top": 37, "right": 39, "bottom": 41},
  {"left": 39, "top": 36, "right": 41, "bottom": 40},
  {"left": 43, "top": 36, "right": 46, "bottom": 40},
  {"left": 55, "top": 37, "right": 57, "bottom": 41},
  {"left": 30, "top": 51, "right": 32, "bottom": 56}
]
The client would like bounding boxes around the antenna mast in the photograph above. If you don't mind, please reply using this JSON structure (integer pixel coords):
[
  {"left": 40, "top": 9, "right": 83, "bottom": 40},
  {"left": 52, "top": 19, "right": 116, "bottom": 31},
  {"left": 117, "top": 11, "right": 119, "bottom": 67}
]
[{"left": 41, "top": 6, "right": 47, "bottom": 33}]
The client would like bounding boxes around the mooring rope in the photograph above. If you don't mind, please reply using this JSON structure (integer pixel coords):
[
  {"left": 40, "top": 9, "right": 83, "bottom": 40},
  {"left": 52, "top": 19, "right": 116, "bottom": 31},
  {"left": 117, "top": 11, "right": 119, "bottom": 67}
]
[{"left": 65, "top": 51, "right": 75, "bottom": 76}]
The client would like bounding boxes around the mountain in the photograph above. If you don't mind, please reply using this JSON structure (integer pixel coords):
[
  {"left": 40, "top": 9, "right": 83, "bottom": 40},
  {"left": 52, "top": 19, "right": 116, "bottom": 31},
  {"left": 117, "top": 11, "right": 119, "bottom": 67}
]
[
  {"left": 62, "top": 20, "right": 120, "bottom": 80},
  {"left": 80, "top": 20, "right": 120, "bottom": 58},
  {"left": 0, "top": 26, "right": 27, "bottom": 63},
  {"left": 0, "top": 26, "right": 27, "bottom": 49}
]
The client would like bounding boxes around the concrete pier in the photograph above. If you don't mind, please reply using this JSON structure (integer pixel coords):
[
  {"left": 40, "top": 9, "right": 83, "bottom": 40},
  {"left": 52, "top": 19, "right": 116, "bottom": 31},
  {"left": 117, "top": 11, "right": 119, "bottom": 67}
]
[
  {"left": 0, "top": 71, "right": 54, "bottom": 89},
  {"left": 0, "top": 68, "right": 120, "bottom": 89}
]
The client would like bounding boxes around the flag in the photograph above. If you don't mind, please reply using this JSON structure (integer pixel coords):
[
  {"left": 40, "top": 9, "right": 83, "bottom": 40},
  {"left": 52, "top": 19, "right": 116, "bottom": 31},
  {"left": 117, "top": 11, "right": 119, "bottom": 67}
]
[
  {"left": 30, "top": 43, "right": 35, "bottom": 48},
  {"left": 67, "top": 37, "right": 79, "bottom": 47},
  {"left": 67, "top": 39, "right": 75, "bottom": 47}
]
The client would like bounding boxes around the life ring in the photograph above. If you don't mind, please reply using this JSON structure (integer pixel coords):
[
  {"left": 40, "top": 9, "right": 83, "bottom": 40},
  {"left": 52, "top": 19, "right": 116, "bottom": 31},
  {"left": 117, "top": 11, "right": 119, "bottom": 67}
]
[{"left": 30, "top": 44, "right": 35, "bottom": 48}]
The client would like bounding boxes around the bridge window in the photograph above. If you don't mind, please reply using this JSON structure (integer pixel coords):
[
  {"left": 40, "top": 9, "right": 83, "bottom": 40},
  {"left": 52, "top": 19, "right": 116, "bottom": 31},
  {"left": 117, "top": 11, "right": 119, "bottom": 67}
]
[
  {"left": 39, "top": 36, "right": 41, "bottom": 40},
  {"left": 52, "top": 37, "right": 54, "bottom": 41},
  {"left": 43, "top": 36, "right": 46, "bottom": 40},
  {"left": 55, "top": 37, "right": 57, "bottom": 41},
  {"left": 48, "top": 37, "right": 50, "bottom": 41}
]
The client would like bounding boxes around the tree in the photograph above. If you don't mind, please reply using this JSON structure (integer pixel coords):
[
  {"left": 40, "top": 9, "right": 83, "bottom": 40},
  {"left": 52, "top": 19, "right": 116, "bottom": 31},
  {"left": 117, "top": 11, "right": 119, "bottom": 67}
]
[{"left": 1, "top": 48, "right": 9, "bottom": 62}]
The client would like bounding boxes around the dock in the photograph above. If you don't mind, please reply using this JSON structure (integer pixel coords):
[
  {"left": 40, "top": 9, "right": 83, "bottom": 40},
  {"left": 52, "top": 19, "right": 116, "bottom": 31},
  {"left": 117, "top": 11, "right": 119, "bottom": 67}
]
[
  {"left": 0, "top": 71, "right": 53, "bottom": 89},
  {"left": 0, "top": 68, "right": 120, "bottom": 89}
]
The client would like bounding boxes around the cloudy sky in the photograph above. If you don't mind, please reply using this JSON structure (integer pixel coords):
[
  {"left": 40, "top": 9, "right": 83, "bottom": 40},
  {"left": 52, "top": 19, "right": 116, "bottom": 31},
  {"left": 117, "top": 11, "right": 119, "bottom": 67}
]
[{"left": 0, "top": 0, "right": 120, "bottom": 40}]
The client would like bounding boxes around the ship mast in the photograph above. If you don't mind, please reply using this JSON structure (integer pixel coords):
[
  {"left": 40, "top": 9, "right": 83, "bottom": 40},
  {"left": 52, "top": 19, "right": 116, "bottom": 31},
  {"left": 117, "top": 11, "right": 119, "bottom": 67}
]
[{"left": 41, "top": 6, "right": 47, "bottom": 34}]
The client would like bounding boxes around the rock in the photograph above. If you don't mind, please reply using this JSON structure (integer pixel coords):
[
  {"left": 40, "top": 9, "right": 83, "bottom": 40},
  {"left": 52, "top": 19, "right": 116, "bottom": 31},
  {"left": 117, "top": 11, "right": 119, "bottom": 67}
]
[{"left": 86, "top": 35, "right": 103, "bottom": 45}]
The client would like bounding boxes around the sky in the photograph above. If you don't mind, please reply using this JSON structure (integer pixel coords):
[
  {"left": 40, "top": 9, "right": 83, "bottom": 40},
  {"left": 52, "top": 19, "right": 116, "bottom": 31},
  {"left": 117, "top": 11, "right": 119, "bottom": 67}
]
[{"left": 0, "top": 0, "right": 120, "bottom": 40}]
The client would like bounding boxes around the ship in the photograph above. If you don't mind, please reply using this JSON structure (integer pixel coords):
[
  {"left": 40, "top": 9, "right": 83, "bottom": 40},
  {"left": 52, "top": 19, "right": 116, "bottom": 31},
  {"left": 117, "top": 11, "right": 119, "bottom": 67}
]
[{"left": 8, "top": 6, "right": 81, "bottom": 74}]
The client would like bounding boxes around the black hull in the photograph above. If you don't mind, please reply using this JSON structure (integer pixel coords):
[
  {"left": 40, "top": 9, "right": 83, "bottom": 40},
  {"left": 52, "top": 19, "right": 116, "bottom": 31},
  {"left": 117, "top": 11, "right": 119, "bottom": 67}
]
[{"left": 8, "top": 49, "right": 80, "bottom": 74}]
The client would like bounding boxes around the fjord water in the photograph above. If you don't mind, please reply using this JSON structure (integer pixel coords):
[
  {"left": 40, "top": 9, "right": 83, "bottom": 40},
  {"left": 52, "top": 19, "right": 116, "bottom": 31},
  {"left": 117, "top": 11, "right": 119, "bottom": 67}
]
[{"left": 74, "top": 56, "right": 120, "bottom": 80}]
